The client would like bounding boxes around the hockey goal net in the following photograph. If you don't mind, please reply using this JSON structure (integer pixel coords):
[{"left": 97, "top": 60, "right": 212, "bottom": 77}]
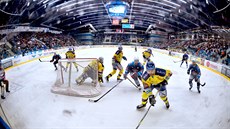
[{"left": 51, "top": 58, "right": 101, "bottom": 97}]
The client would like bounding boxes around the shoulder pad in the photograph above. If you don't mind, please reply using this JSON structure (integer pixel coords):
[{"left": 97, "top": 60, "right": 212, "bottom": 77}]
[
  {"left": 115, "top": 50, "right": 121, "bottom": 55},
  {"left": 155, "top": 68, "right": 166, "bottom": 76},
  {"left": 142, "top": 71, "right": 150, "bottom": 81}
]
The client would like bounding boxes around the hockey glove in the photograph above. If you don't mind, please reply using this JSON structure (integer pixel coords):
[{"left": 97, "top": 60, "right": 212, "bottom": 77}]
[
  {"left": 197, "top": 74, "right": 201, "bottom": 79},
  {"left": 137, "top": 71, "right": 142, "bottom": 77},
  {"left": 122, "top": 56, "right": 127, "bottom": 61},
  {"left": 187, "top": 71, "right": 190, "bottom": 75},
  {"left": 165, "top": 72, "right": 172, "bottom": 81},
  {"left": 149, "top": 95, "right": 156, "bottom": 106},
  {"left": 156, "top": 80, "right": 168, "bottom": 87},
  {"left": 123, "top": 74, "right": 127, "bottom": 79}
]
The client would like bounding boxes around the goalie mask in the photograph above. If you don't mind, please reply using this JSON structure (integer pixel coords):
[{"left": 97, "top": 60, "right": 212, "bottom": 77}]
[{"left": 98, "top": 57, "right": 104, "bottom": 63}]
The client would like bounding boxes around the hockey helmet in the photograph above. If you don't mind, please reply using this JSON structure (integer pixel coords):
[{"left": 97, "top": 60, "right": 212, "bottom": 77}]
[
  {"left": 147, "top": 48, "right": 152, "bottom": 54},
  {"left": 192, "top": 59, "right": 197, "bottom": 64},
  {"left": 68, "top": 48, "right": 72, "bottom": 51},
  {"left": 118, "top": 46, "right": 123, "bottom": 51},
  {"left": 146, "top": 61, "right": 155, "bottom": 70},
  {"left": 134, "top": 57, "right": 139, "bottom": 62},
  {"left": 98, "top": 57, "right": 104, "bottom": 63}
]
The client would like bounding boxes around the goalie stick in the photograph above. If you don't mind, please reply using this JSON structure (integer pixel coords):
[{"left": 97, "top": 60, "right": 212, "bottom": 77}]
[{"left": 88, "top": 80, "right": 123, "bottom": 102}]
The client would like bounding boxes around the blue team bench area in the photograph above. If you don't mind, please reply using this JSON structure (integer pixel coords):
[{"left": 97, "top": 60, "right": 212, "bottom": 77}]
[{"left": 0, "top": 117, "right": 10, "bottom": 129}]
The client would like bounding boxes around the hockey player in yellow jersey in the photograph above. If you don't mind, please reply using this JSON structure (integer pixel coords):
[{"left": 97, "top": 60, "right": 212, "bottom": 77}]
[
  {"left": 105, "top": 46, "right": 127, "bottom": 82},
  {"left": 76, "top": 57, "right": 104, "bottom": 85},
  {"left": 137, "top": 61, "right": 172, "bottom": 109},
  {"left": 65, "top": 48, "right": 78, "bottom": 71},
  {"left": 142, "top": 48, "right": 153, "bottom": 65}
]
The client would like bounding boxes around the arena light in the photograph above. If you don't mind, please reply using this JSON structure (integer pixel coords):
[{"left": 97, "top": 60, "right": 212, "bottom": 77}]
[
  {"left": 43, "top": 0, "right": 49, "bottom": 4},
  {"left": 162, "top": 0, "right": 180, "bottom": 7},
  {"left": 179, "top": 0, "right": 187, "bottom": 4}
]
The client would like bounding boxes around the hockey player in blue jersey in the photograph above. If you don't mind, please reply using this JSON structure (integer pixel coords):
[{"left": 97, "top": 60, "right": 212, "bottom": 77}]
[
  {"left": 123, "top": 57, "right": 144, "bottom": 90},
  {"left": 50, "top": 52, "right": 61, "bottom": 70},
  {"left": 180, "top": 52, "right": 189, "bottom": 68},
  {"left": 187, "top": 60, "right": 201, "bottom": 93}
]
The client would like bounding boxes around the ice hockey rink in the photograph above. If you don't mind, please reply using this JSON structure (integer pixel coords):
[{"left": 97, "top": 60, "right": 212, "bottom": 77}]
[{"left": 1, "top": 47, "right": 230, "bottom": 129}]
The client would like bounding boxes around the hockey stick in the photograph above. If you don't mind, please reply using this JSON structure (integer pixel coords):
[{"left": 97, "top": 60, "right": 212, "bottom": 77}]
[
  {"left": 126, "top": 77, "right": 141, "bottom": 90},
  {"left": 0, "top": 104, "right": 12, "bottom": 128},
  {"left": 173, "top": 60, "right": 181, "bottom": 63},
  {"left": 136, "top": 105, "right": 151, "bottom": 129},
  {"left": 39, "top": 58, "right": 50, "bottom": 62},
  {"left": 136, "top": 89, "right": 160, "bottom": 129},
  {"left": 201, "top": 82, "right": 206, "bottom": 87},
  {"left": 88, "top": 80, "right": 123, "bottom": 102}
]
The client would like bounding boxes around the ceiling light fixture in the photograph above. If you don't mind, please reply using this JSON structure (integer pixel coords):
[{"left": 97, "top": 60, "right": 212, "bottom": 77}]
[{"left": 179, "top": 0, "right": 187, "bottom": 4}]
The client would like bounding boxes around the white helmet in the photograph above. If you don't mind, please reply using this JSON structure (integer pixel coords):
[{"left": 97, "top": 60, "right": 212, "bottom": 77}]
[
  {"left": 118, "top": 46, "right": 123, "bottom": 51},
  {"left": 134, "top": 57, "right": 139, "bottom": 62}
]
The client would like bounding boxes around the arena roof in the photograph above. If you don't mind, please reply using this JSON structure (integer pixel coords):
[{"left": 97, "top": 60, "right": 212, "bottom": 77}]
[{"left": 0, "top": 0, "right": 230, "bottom": 33}]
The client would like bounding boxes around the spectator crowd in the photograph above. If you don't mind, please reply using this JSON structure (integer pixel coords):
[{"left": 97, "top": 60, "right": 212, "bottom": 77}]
[{"left": 0, "top": 32, "right": 229, "bottom": 66}]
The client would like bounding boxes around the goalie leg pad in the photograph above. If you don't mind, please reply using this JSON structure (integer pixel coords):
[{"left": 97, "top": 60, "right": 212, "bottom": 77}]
[
  {"left": 76, "top": 73, "right": 88, "bottom": 85},
  {"left": 87, "top": 68, "right": 97, "bottom": 80}
]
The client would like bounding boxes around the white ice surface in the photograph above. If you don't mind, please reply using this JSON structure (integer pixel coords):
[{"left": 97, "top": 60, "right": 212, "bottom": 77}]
[{"left": 0, "top": 47, "right": 230, "bottom": 129}]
